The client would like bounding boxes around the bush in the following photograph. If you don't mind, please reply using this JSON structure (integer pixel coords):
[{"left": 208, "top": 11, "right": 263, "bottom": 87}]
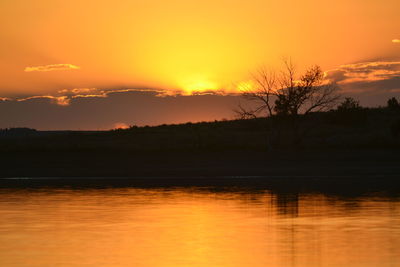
[
  {"left": 387, "top": 97, "right": 400, "bottom": 110},
  {"left": 337, "top": 97, "right": 361, "bottom": 111}
]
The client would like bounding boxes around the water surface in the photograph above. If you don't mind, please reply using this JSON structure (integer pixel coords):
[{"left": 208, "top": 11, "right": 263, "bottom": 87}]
[{"left": 0, "top": 185, "right": 399, "bottom": 266}]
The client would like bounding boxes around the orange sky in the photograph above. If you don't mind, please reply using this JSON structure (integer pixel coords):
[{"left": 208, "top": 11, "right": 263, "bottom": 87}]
[
  {"left": 0, "top": 0, "right": 399, "bottom": 129},
  {"left": 0, "top": 0, "right": 399, "bottom": 97}
]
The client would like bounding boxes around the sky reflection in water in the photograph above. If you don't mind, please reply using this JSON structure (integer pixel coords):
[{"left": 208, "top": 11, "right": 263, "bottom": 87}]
[{"left": 0, "top": 186, "right": 399, "bottom": 267}]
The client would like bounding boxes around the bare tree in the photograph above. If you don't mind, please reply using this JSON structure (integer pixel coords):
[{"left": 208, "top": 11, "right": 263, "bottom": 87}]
[
  {"left": 235, "top": 60, "right": 341, "bottom": 149},
  {"left": 276, "top": 63, "right": 340, "bottom": 115},
  {"left": 236, "top": 60, "right": 340, "bottom": 118},
  {"left": 234, "top": 67, "right": 278, "bottom": 119}
]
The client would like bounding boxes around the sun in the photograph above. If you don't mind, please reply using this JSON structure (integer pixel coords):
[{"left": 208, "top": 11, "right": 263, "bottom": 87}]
[{"left": 179, "top": 75, "right": 218, "bottom": 95}]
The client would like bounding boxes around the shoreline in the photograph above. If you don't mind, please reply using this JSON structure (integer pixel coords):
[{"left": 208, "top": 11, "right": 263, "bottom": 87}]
[
  {"left": 1, "top": 149, "right": 399, "bottom": 190},
  {"left": 1, "top": 173, "right": 400, "bottom": 193}
]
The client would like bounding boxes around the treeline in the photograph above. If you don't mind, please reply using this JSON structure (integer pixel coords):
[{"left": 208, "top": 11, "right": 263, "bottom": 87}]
[{"left": 0, "top": 127, "right": 37, "bottom": 136}]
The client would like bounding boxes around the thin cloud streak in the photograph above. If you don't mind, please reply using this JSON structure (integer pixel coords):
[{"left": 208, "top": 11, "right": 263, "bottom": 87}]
[
  {"left": 17, "top": 95, "right": 71, "bottom": 106},
  {"left": 24, "top": 64, "right": 80, "bottom": 72},
  {"left": 393, "top": 39, "right": 400, "bottom": 43}
]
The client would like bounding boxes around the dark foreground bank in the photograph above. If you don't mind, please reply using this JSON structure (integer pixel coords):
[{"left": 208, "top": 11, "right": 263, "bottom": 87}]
[
  {"left": 1, "top": 108, "right": 399, "bottom": 184},
  {"left": 1, "top": 149, "right": 399, "bottom": 190}
]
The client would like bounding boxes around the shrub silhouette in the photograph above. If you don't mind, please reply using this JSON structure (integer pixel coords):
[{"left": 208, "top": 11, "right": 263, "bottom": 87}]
[
  {"left": 0, "top": 127, "right": 37, "bottom": 137},
  {"left": 387, "top": 97, "right": 400, "bottom": 110},
  {"left": 337, "top": 97, "right": 361, "bottom": 111},
  {"left": 330, "top": 97, "right": 366, "bottom": 126}
]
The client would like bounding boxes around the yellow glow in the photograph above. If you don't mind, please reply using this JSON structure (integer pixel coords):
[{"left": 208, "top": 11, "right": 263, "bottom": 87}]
[
  {"left": 236, "top": 81, "right": 255, "bottom": 92},
  {"left": 133, "top": 17, "right": 259, "bottom": 95},
  {"left": 179, "top": 76, "right": 218, "bottom": 94}
]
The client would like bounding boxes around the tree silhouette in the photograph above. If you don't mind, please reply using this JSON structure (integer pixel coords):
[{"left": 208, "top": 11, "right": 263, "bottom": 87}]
[
  {"left": 236, "top": 60, "right": 340, "bottom": 119},
  {"left": 235, "top": 60, "right": 340, "bottom": 149},
  {"left": 387, "top": 97, "right": 400, "bottom": 110}
]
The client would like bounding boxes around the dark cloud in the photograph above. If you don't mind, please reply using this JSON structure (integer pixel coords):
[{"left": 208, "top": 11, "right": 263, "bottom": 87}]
[
  {"left": 12, "top": 88, "right": 158, "bottom": 106},
  {"left": 0, "top": 90, "right": 243, "bottom": 130}
]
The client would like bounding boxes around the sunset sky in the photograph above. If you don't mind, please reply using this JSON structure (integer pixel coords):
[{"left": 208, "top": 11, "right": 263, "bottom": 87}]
[{"left": 1, "top": 0, "right": 399, "bottom": 129}]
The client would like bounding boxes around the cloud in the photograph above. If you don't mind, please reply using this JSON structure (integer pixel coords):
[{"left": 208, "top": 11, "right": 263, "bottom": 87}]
[
  {"left": 2, "top": 85, "right": 240, "bottom": 110},
  {"left": 393, "top": 39, "right": 400, "bottom": 43},
  {"left": 24, "top": 64, "right": 80, "bottom": 72},
  {"left": 17, "top": 95, "right": 70, "bottom": 106},
  {"left": 57, "top": 88, "right": 107, "bottom": 99},
  {"left": 14, "top": 89, "right": 104, "bottom": 106},
  {"left": 8, "top": 88, "right": 164, "bottom": 106},
  {"left": 61, "top": 88, "right": 99, "bottom": 94},
  {"left": 326, "top": 61, "right": 400, "bottom": 85},
  {"left": 325, "top": 61, "right": 400, "bottom": 101},
  {"left": 9, "top": 87, "right": 236, "bottom": 107}
]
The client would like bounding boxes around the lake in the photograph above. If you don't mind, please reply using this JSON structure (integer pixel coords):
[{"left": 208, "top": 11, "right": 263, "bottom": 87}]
[{"left": 0, "top": 181, "right": 400, "bottom": 266}]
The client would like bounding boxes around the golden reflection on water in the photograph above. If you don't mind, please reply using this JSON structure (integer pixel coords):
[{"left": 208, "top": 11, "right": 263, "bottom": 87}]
[{"left": 0, "top": 187, "right": 399, "bottom": 267}]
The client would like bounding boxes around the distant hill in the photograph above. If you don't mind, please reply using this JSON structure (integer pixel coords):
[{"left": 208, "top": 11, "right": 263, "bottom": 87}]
[{"left": 1, "top": 107, "right": 399, "bottom": 152}]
